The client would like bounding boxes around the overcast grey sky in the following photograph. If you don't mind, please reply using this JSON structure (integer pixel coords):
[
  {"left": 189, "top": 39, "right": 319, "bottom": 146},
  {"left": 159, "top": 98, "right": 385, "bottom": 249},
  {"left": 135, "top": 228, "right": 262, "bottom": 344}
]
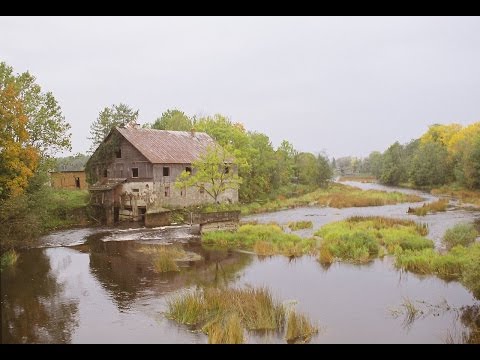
[{"left": 1, "top": 16, "right": 479, "bottom": 158}]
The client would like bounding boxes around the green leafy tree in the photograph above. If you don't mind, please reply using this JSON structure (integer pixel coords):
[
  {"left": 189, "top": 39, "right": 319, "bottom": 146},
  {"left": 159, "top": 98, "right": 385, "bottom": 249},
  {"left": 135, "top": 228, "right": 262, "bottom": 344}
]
[
  {"left": 0, "top": 62, "right": 71, "bottom": 158},
  {"left": 462, "top": 134, "right": 480, "bottom": 189},
  {"left": 296, "top": 152, "right": 318, "bottom": 186},
  {"left": 149, "top": 109, "right": 193, "bottom": 131},
  {"left": 88, "top": 103, "right": 139, "bottom": 153},
  {"left": 175, "top": 145, "right": 242, "bottom": 203},
  {"left": 316, "top": 154, "right": 333, "bottom": 187},
  {"left": 367, "top": 151, "right": 383, "bottom": 178},
  {"left": 380, "top": 142, "right": 405, "bottom": 185},
  {"left": 241, "top": 132, "right": 277, "bottom": 202},
  {"left": 274, "top": 140, "right": 297, "bottom": 187},
  {"left": 410, "top": 142, "right": 450, "bottom": 186}
]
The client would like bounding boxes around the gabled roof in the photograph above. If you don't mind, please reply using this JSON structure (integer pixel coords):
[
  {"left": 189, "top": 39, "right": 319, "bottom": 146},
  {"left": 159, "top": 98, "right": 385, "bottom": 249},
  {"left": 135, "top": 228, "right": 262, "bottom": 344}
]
[{"left": 115, "top": 127, "right": 216, "bottom": 164}]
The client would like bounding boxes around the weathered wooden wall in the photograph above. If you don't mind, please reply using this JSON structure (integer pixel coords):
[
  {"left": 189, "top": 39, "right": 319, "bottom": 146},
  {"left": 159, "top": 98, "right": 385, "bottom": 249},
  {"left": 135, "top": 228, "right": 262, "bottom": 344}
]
[{"left": 50, "top": 171, "right": 87, "bottom": 190}]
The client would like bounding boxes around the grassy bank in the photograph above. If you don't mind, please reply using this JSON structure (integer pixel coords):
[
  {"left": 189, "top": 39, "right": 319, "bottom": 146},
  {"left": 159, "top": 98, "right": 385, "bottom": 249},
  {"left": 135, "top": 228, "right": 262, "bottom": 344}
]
[
  {"left": 166, "top": 287, "right": 316, "bottom": 344},
  {"left": 42, "top": 189, "right": 90, "bottom": 230},
  {"left": 431, "top": 185, "right": 480, "bottom": 207},
  {"left": 407, "top": 199, "right": 449, "bottom": 216},
  {"left": 0, "top": 188, "right": 91, "bottom": 251},
  {"left": 241, "top": 183, "right": 422, "bottom": 215},
  {"left": 202, "top": 224, "right": 317, "bottom": 257},
  {"left": 315, "top": 216, "right": 432, "bottom": 264},
  {"left": 395, "top": 243, "right": 480, "bottom": 299},
  {"left": 338, "top": 175, "right": 377, "bottom": 183}
]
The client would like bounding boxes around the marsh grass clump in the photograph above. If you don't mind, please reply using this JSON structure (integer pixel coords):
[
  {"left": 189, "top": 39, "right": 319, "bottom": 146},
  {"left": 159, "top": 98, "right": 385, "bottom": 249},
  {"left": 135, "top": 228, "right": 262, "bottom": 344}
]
[
  {"left": 167, "top": 287, "right": 282, "bottom": 342},
  {"left": 401, "top": 298, "right": 422, "bottom": 328},
  {"left": 285, "top": 310, "right": 318, "bottom": 344},
  {"left": 167, "top": 287, "right": 317, "bottom": 344},
  {"left": 408, "top": 199, "right": 449, "bottom": 216},
  {"left": 443, "top": 223, "right": 478, "bottom": 250},
  {"left": 315, "top": 216, "right": 432, "bottom": 263},
  {"left": 202, "top": 224, "right": 317, "bottom": 257},
  {"left": 202, "top": 313, "right": 245, "bottom": 344},
  {"left": 138, "top": 245, "right": 188, "bottom": 273},
  {"left": 0, "top": 249, "right": 19, "bottom": 269},
  {"left": 288, "top": 221, "right": 313, "bottom": 231}
]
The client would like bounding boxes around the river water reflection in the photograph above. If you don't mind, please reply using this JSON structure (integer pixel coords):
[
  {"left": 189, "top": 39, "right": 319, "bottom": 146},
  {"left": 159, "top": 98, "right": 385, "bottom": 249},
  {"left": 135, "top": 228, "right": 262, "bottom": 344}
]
[{"left": 2, "top": 182, "right": 479, "bottom": 343}]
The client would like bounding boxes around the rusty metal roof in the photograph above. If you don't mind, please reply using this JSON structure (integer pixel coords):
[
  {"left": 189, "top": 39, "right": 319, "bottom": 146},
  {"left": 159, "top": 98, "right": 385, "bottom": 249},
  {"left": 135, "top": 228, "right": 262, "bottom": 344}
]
[{"left": 116, "top": 127, "right": 216, "bottom": 164}]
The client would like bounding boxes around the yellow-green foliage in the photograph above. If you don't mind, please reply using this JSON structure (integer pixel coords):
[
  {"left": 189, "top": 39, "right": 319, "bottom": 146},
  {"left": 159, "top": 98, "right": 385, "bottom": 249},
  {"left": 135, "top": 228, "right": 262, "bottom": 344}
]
[
  {"left": 443, "top": 223, "right": 478, "bottom": 249},
  {"left": 138, "top": 245, "right": 187, "bottom": 273},
  {"left": 395, "top": 243, "right": 480, "bottom": 299},
  {"left": 0, "top": 250, "right": 19, "bottom": 269},
  {"left": 288, "top": 221, "right": 313, "bottom": 231},
  {"left": 315, "top": 216, "right": 432, "bottom": 263},
  {"left": 408, "top": 199, "right": 448, "bottom": 216},
  {"left": 285, "top": 310, "right": 318, "bottom": 344},
  {"left": 241, "top": 183, "right": 422, "bottom": 215},
  {"left": 202, "top": 224, "right": 317, "bottom": 257}
]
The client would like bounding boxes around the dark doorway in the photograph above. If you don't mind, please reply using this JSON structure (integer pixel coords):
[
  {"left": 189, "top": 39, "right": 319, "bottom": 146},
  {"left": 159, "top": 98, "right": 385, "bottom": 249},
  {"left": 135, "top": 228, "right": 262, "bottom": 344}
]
[
  {"left": 75, "top": 177, "right": 80, "bottom": 188},
  {"left": 139, "top": 208, "right": 146, "bottom": 223},
  {"left": 114, "top": 207, "right": 119, "bottom": 223}
]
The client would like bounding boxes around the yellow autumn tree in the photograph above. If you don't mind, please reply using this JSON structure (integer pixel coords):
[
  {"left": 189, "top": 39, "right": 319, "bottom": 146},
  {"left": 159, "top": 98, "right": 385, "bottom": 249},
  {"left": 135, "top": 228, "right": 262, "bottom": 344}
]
[
  {"left": 420, "top": 123, "right": 462, "bottom": 147},
  {"left": 0, "top": 83, "right": 39, "bottom": 200}
]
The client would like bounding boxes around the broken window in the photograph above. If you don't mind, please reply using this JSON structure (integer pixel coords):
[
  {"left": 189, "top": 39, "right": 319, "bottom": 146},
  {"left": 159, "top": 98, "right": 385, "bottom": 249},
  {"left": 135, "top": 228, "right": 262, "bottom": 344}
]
[
  {"left": 132, "top": 168, "right": 139, "bottom": 178},
  {"left": 224, "top": 166, "right": 230, "bottom": 174},
  {"left": 165, "top": 185, "right": 170, "bottom": 197},
  {"left": 115, "top": 148, "right": 122, "bottom": 158},
  {"left": 163, "top": 167, "right": 170, "bottom": 177},
  {"left": 185, "top": 166, "right": 192, "bottom": 174}
]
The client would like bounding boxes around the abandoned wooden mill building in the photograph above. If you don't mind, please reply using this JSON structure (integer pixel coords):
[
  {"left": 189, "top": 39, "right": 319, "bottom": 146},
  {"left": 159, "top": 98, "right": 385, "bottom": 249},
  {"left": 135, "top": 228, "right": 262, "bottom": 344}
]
[{"left": 86, "top": 126, "right": 239, "bottom": 225}]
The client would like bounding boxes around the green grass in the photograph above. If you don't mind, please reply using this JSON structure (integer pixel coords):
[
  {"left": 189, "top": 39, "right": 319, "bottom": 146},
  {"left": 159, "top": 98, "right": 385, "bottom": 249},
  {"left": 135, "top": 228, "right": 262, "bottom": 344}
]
[
  {"left": 40, "top": 189, "right": 90, "bottom": 231},
  {"left": 0, "top": 250, "right": 19, "bottom": 269},
  {"left": 166, "top": 286, "right": 316, "bottom": 344},
  {"left": 407, "top": 199, "right": 449, "bottom": 216},
  {"left": 443, "top": 223, "right": 478, "bottom": 249},
  {"left": 137, "top": 245, "right": 188, "bottom": 273},
  {"left": 314, "top": 216, "right": 432, "bottom": 264},
  {"left": 395, "top": 243, "right": 480, "bottom": 299},
  {"left": 288, "top": 221, "right": 313, "bottom": 231},
  {"left": 202, "top": 224, "right": 317, "bottom": 257},
  {"left": 240, "top": 183, "right": 422, "bottom": 215},
  {"left": 285, "top": 310, "right": 318, "bottom": 344}
]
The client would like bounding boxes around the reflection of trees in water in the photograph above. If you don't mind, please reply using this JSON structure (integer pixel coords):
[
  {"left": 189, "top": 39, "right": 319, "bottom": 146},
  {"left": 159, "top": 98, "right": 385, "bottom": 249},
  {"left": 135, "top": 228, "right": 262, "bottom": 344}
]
[
  {"left": 87, "top": 237, "right": 253, "bottom": 310},
  {"left": 1, "top": 249, "right": 78, "bottom": 343}
]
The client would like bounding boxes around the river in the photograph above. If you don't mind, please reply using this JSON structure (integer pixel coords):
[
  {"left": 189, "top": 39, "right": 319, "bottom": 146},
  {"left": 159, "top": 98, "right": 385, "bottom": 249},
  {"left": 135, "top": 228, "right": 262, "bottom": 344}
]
[{"left": 1, "top": 182, "right": 479, "bottom": 343}]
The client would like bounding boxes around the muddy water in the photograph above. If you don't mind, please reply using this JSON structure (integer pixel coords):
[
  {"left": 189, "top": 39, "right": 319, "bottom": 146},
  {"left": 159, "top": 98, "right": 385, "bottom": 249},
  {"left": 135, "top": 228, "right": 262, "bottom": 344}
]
[{"left": 1, "top": 182, "right": 479, "bottom": 343}]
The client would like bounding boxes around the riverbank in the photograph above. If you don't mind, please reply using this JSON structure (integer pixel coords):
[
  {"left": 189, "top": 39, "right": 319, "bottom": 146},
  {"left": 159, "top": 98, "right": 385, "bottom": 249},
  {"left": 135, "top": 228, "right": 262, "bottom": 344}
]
[{"left": 0, "top": 189, "right": 92, "bottom": 252}]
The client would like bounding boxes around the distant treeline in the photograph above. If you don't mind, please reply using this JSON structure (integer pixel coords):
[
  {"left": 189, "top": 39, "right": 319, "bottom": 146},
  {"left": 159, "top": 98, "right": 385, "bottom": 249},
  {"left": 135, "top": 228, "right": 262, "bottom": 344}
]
[{"left": 334, "top": 123, "right": 480, "bottom": 189}]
